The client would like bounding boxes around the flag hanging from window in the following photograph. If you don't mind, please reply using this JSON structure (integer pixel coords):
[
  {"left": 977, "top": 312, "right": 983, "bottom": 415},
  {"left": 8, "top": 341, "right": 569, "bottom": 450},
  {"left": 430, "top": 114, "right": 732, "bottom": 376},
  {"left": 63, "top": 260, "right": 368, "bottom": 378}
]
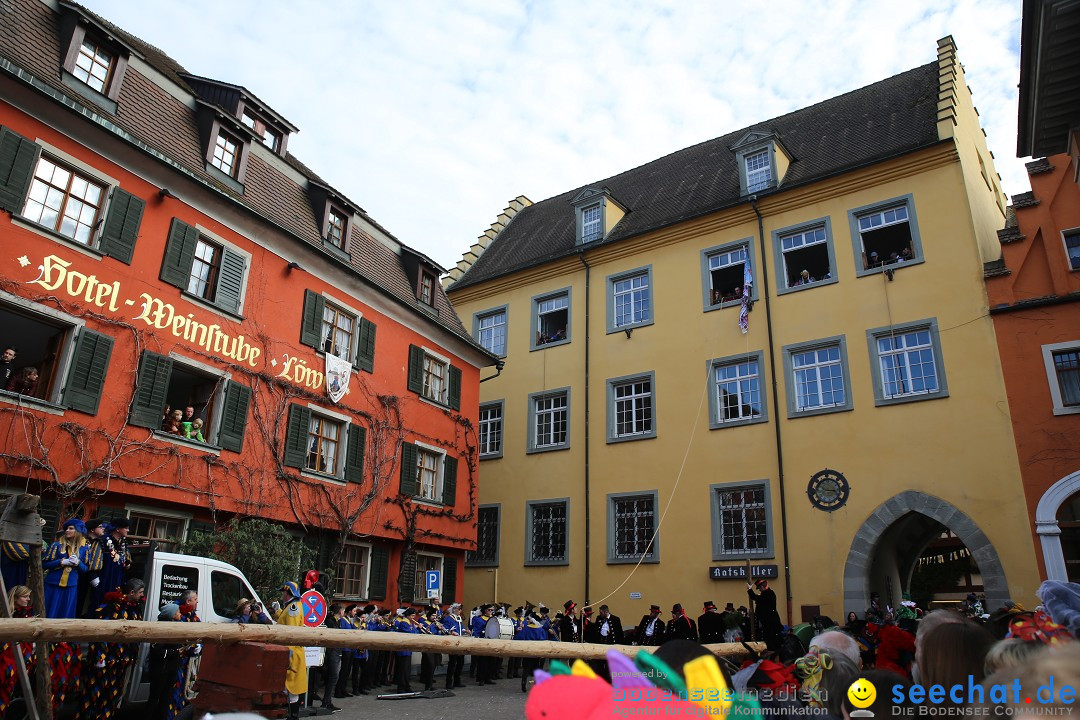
[
  {"left": 738, "top": 260, "right": 753, "bottom": 334},
  {"left": 325, "top": 352, "right": 351, "bottom": 403}
]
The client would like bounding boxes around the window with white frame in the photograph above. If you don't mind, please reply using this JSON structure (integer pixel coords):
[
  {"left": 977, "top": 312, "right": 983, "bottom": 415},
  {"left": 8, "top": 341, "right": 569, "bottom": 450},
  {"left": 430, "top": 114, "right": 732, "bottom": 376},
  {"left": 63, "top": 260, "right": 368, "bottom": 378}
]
[
  {"left": 321, "top": 302, "right": 356, "bottom": 363},
  {"left": 1043, "top": 342, "right": 1080, "bottom": 415},
  {"left": 419, "top": 270, "right": 437, "bottom": 306},
  {"left": 712, "top": 483, "right": 772, "bottom": 559},
  {"left": 241, "top": 109, "right": 283, "bottom": 153},
  {"left": 23, "top": 155, "right": 106, "bottom": 246},
  {"left": 783, "top": 336, "right": 852, "bottom": 417},
  {"left": 476, "top": 308, "right": 507, "bottom": 356},
  {"left": 706, "top": 244, "right": 750, "bottom": 306},
  {"left": 335, "top": 543, "right": 369, "bottom": 598},
  {"left": 187, "top": 238, "right": 221, "bottom": 301},
  {"left": 211, "top": 130, "right": 241, "bottom": 178},
  {"left": 711, "top": 354, "right": 764, "bottom": 426},
  {"left": 611, "top": 270, "right": 651, "bottom": 329},
  {"left": 610, "top": 493, "right": 657, "bottom": 562},
  {"left": 527, "top": 500, "right": 568, "bottom": 564},
  {"left": 850, "top": 197, "right": 922, "bottom": 272},
  {"left": 876, "top": 329, "right": 939, "bottom": 399},
  {"left": 478, "top": 402, "right": 503, "bottom": 458},
  {"left": 422, "top": 354, "right": 448, "bottom": 404},
  {"left": 745, "top": 150, "right": 772, "bottom": 193},
  {"left": 529, "top": 389, "right": 569, "bottom": 451},
  {"left": 325, "top": 206, "right": 347, "bottom": 249},
  {"left": 1065, "top": 230, "right": 1080, "bottom": 271},
  {"left": 533, "top": 291, "right": 570, "bottom": 347},
  {"left": 416, "top": 447, "right": 441, "bottom": 501},
  {"left": 467, "top": 505, "right": 500, "bottom": 566},
  {"left": 608, "top": 374, "right": 654, "bottom": 441},
  {"left": 73, "top": 37, "right": 114, "bottom": 93},
  {"left": 413, "top": 554, "right": 441, "bottom": 603},
  {"left": 779, "top": 225, "right": 832, "bottom": 288},
  {"left": 306, "top": 413, "right": 343, "bottom": 475},
  {"left": 581, "top": 204, "right": 602, "bottom": 243}
]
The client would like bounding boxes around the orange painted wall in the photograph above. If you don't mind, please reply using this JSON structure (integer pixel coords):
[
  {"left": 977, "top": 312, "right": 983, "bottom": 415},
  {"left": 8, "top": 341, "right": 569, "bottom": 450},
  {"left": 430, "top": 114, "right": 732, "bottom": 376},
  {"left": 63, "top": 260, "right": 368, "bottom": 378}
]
[
  {"left": 986, "top": 155, "right": 1080, "bottom": 579},
  {"left": 0, "top": 101, "right": 479, "bottom": 605}
]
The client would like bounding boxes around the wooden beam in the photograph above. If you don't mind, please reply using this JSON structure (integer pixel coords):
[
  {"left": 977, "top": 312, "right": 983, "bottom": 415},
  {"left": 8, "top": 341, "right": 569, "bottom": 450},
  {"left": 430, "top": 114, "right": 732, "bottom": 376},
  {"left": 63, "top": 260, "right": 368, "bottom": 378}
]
[{"left": 0, "top": 619, "right": 763, "bottom": 661}]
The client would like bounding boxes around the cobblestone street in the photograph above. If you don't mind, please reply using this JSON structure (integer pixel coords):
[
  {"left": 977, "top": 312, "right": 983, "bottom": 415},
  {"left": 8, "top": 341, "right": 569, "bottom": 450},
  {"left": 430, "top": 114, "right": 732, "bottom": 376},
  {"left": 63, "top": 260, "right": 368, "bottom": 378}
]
[{"left": 308, "top": 678, "right": 529, "bottom": 720}]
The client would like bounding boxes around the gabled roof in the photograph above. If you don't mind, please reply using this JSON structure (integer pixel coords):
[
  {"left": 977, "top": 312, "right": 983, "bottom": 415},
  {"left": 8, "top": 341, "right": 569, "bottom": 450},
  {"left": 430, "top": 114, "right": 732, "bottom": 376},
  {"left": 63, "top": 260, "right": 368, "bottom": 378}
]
[
  {"left": 449, "top": 62, "right": 941, "bottom": 292},
  {"left": 0, "top": 0, "right": 478, "bottom": 349}
]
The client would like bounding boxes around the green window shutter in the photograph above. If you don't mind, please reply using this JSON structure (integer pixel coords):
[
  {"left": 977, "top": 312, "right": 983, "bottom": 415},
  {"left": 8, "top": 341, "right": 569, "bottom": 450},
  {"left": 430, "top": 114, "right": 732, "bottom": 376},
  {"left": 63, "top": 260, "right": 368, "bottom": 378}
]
[
  {"left": 398, "top": 551, "right": 416, "bottom": 604},
  {"left": 129, "top": 351, "right": 172, "bottom": 429},
  {"left": 356, "top": 317, "right": 376, "bottom": 373},
  {"left": 407, "top": 345, "right": 424, "bottom": 394},
  {"left": 300, "top": 290, "right": 325, "bottom": 349},
  {"left": 99, "top": 187, "right": 144, "bottom": 264},
  {"left": 217, "top": 381, "right": 251, "bottom": 453},
  {"left": 63, "top": 328, "right": 113, "bottom": 415},
  {"left": 214, "top": 247, "right": 246, "bottom": 314},
  {"left": 441, "top": 455, "right": 457, "bottom": 507},
  {"left": 448, "top": 365, "right": 462, "bottom": 410},
  {"left": 160, "top": 218, "right": 199, "bottom": 289},
  {"left": 369, "top": 545, "right": 389, "bottom": 600},
  {"left": 344, "top": 424, "right": 366, "bottom": 484},
  {"left": 0, "top": 127, "right": 39, "bottom": 214},
  {"left": 399, "top": 442, "right": 418, "bottom": 496},
  {"left": 443, "top": 557, "right": 458, "bottom": 604},
  {"left": 283, "top": 403, "right": 312, "bottom": 469}
]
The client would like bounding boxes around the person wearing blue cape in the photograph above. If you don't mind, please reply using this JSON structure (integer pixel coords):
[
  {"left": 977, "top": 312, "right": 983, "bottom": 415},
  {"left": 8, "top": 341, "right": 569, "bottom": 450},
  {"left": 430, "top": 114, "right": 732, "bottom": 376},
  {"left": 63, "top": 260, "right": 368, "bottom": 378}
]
[{"left": 42, "top": 518, "right": 90, "bottom": 618}]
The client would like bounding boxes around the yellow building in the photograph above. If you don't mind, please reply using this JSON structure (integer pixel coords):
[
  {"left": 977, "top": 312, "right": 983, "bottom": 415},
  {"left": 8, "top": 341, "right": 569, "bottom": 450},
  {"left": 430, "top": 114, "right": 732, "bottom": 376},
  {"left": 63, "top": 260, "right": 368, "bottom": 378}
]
[{"left": 447, "top": 38, "right": 1041, "bottom": 626}]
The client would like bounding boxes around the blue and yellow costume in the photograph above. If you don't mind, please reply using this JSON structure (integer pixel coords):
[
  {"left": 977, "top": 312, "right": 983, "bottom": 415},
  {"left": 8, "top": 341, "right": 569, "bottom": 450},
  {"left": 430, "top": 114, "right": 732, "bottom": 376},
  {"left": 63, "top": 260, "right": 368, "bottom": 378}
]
[
  {"left": 0, "top": 541, "right": 32, "bottom": 589},
  {"left": 42, "top": 518, "right": 90, "bottom": 619}
]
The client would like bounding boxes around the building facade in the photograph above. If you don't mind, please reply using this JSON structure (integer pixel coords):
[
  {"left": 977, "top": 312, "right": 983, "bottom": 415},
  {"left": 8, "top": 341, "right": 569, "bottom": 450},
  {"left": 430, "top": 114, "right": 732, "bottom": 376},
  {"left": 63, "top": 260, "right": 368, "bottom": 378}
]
[
  {"left": 448, "top": 38, "right": 1041, "bottom": 622},
  {"left": 0, "top": 0, "right": 494, "bottom": 606}
]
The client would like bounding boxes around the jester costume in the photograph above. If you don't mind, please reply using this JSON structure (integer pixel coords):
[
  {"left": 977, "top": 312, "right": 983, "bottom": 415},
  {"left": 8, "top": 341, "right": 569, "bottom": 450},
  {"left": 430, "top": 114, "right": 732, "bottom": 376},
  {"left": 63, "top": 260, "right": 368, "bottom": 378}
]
[
  {"left": 0, "top": 541, "right": 31, "bottom": 589},
  {"left": 0, "top": 605, "right": 81, "bottom": 713},
  {"left": 159, "top": 603, "right": 201, "bottom": 720},
  {"left": 79, "top": 589, "right": 143, "bottom": 719}
]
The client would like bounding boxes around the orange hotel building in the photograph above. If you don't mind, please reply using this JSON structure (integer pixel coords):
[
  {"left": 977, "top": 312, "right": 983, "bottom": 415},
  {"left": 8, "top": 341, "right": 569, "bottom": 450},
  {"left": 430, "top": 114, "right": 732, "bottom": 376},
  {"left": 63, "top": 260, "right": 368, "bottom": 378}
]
[{"left": 0, "top": 0, "right": 495, "bottom": 606}]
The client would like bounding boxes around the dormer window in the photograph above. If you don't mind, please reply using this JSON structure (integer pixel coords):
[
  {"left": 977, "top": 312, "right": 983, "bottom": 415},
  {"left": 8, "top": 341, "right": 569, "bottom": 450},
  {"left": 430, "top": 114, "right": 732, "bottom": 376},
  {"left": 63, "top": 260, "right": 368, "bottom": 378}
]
[
  {"left": 241, "top": 109, "right": 282, "bottom": 152},
  {"left": 58, "top": 7, "right": 134, "bottom": 114},
  {"left": 731, "top": 131, "right": 791, "bottom": 197},
  {"left": 326, "top": 206, "right": 347, "bottom": 249},
  {"left": 74, "top": 38, "right": 113, "bottom": 93},
  {"left": 571, "top": 187, "right": 626, "bottom": 246},
  {"left": 745, "top": 150, "right": 772, "bottom": 193},
  {"left": 419, "top": 270, "right": 436, "bottom": 306},
  {"left": 211, "top": 130, "right": 241, "bottom": 178}
]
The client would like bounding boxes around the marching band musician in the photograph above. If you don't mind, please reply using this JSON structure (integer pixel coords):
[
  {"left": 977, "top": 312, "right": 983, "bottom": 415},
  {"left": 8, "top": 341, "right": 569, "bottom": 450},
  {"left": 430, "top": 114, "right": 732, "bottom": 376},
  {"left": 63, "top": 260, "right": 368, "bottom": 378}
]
[
  {"left": 392, "top": 608, "right": 420, "bottom": 693},
  {"left": 419, "top": 606, "right": 441, "bottom": 691},
  {"left": 580, "top": 606, "right": 594, "bottom": 644},
  {"left": 517, "top": 609, "right": 549, "bottom": 693},
  {"left": 507, "top": 606, "right": 524, "bottom": 679},
  {"left": 375, "top": 609, "right": 395, "bottom": 687},
  {"left": 538, "top": 604, "right": 558, "bottom": 641},
  {"left": 442, "top": 602, "right": 466, "bottom": 690},
  {"left": 471, "top": 603, "right": 495, "bottom": 686},
  {"left": 357, "top": 604, "right": 379, "bottom": 693}
]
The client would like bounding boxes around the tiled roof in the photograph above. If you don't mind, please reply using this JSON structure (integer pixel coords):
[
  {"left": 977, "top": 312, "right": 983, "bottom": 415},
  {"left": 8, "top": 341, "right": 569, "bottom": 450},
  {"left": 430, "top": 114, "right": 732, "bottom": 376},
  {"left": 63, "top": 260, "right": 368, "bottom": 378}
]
[
  {"left": 449, "top": 62, "right": 942, "bottom": 291},
  {"left": 0, "top": 0, "right": 473, "bottom": 345}
]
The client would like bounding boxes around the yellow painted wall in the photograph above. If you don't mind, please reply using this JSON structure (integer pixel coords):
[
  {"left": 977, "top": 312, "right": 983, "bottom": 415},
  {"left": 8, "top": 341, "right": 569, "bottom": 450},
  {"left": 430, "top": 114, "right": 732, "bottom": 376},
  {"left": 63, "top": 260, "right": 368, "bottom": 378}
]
[{"left": 452, "top": 145, "right": 1039, "bottom": 624}]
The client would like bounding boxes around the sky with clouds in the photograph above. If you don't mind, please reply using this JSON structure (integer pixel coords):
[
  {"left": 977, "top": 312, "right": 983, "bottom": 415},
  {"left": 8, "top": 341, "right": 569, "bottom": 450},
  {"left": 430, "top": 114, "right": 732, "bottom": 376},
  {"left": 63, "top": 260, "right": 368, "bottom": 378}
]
[{"left": 83, "top": 0, "right": 1028, "bottom": 270}]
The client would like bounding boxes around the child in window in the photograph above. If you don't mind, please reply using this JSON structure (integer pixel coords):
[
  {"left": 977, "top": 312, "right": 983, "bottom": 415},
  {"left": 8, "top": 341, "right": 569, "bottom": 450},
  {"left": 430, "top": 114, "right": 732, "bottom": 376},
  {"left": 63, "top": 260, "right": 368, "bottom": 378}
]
[
  {"left": 185, "top": 418, "right": 205, "bottom": 442},
  {"left": 162, "top": 409, "right": 183, "bottom": 435},
  {"left": 7, "top": 366, "right": 39, "bottom": 396}
]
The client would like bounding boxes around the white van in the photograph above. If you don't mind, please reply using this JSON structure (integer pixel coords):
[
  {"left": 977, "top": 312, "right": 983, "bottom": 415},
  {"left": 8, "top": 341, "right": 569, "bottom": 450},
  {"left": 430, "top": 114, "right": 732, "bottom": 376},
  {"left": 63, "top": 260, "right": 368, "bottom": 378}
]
[{"left": 125, "top": 548, "right": 270, "bottom": 704}]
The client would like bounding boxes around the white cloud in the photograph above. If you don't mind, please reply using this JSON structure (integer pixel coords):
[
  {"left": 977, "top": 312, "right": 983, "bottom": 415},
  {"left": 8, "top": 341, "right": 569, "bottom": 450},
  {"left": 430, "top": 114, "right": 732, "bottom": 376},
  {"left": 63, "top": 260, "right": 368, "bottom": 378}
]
[{"left": 84, "top": 0, "right": 1029, "bottom": 269}]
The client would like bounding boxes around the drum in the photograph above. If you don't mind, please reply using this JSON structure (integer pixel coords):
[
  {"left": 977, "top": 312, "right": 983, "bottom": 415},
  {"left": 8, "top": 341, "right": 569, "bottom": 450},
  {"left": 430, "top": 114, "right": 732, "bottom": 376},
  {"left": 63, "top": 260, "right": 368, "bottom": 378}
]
[{"left": 485, "top": 616, "right": 514, "bottom": 640}]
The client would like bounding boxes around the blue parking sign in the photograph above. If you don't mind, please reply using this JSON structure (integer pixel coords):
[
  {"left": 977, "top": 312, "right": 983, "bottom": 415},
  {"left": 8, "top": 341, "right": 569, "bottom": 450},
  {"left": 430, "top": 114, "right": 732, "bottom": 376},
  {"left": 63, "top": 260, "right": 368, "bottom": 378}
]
[{"left": 426, "top": 570, "right": 440, "bottom": 591}]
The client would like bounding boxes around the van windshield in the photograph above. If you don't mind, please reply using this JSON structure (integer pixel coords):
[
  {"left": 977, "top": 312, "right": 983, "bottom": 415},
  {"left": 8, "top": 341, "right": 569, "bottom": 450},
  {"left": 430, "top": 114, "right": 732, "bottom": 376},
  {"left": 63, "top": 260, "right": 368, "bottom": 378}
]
[{"left": 212, "top": 570, "right": 257, "bottom": 619}]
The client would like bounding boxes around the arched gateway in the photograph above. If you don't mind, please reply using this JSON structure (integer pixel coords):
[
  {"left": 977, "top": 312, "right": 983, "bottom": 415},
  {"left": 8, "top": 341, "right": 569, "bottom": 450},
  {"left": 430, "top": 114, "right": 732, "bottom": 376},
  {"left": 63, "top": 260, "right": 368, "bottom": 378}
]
[{"left": 842, "top": 491, "right": 1011, "bottom": 614}]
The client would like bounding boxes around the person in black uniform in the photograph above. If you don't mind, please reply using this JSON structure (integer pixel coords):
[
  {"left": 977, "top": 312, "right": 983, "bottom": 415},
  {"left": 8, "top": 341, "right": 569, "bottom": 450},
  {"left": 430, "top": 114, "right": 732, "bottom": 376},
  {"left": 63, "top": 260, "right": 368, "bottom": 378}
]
[
  {"left": 747, "top": 579, "right": 783, "bottom": 651},
  {"left": 666, "top": 603, "right": 698, "bottom": 642},
  {"left": 635, "top": 604, "right": 666, "bottom": 646},
  {"left": 697, "top": 601, "right": 724, "bottom": 644},
  {"left": 593, "top": 605, "right": 623, "bottom": 645},
  {"left": 559, "top": 600, "right": 580, "bottom": 642}
]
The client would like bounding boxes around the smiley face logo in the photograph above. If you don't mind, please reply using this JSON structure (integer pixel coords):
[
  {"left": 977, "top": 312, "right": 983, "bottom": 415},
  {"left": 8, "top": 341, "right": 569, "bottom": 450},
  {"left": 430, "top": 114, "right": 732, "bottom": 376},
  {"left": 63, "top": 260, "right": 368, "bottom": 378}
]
[{"left": 847, "top": 678, "right": 877, "bottom": 709}]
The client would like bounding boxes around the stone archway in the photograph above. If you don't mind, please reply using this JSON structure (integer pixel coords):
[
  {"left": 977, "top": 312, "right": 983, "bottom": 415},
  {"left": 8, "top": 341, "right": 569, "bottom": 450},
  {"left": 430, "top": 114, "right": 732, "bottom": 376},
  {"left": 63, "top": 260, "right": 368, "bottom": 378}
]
[
  {"left": 842, "top": 491, "right": 1011, "bottom": 614},
  {"left": 1036, "top": 470, "right": 1080, "bottom": 582}
]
